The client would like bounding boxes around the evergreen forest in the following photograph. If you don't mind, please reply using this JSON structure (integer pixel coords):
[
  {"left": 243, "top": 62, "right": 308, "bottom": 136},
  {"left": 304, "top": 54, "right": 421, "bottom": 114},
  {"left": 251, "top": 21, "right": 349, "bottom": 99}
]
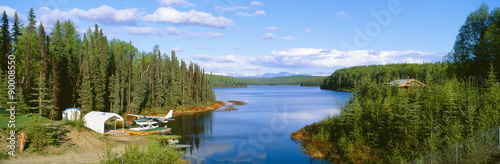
[
  {"left": 0, "top": 8, "right": 215, "bottom": 119},
  {"left": 209, "top": 74, "right": 247, "bottom": 88}
]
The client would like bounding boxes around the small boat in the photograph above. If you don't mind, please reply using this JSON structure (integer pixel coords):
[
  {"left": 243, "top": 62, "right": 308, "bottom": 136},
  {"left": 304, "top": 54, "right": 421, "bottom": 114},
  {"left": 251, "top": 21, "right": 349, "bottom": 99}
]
[{"left": 168, "top": 139, "right": 192, "bottom": 148}]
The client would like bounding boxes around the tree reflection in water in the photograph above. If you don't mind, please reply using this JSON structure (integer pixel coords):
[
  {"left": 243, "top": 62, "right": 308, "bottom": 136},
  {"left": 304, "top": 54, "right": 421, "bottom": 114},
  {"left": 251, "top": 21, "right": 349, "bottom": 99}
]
[{"left": 166, "top": 111, "right": 213, "bottom": 154}]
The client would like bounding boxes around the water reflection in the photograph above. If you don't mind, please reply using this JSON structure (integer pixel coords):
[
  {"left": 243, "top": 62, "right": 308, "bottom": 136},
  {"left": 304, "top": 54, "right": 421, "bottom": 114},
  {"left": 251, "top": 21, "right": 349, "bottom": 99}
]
[
  {"left": 164, "top": 86, "right": 351, "bottom": 163},
  {"left": 166, "top": 111, "right": 213, "bottom": 154}
]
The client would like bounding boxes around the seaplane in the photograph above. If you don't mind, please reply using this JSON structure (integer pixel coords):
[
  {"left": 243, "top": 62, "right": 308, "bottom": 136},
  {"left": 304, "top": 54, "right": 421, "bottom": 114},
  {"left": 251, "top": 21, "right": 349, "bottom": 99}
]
[{"left": 128, "top": 110, "right": 174, "bottom": 130}]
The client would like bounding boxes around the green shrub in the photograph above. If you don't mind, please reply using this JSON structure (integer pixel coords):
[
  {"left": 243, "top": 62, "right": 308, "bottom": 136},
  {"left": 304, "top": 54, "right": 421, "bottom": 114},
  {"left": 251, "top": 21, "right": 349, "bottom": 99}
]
[
  {"left": 64, "top": 114, "right": 86, "bottom": 131},
  {"left": 100, "top": 140, "right": 184, "bottom": 164},
  {"left": 24, "top": 119, "right": 65, "bottom": 153}
]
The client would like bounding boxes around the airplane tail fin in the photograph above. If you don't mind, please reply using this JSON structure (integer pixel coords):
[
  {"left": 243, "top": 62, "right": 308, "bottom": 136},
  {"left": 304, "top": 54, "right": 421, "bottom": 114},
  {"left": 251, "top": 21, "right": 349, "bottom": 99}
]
[{"left": 165, "top": 110, "right": 173, "bottom": 118}]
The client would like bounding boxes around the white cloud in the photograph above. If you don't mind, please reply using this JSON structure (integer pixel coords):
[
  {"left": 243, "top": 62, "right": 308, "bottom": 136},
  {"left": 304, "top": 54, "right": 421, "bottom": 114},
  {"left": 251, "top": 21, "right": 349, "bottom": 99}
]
[
  {"left": 38, "top": 5, "right": 139, "bottom": 26},
  {"left": 262, "top": 33, "right": 276, "bottom": 39},
  {"left": 122, "top": 26, "right": 162, "bottom": 36},
  {"left": 0, "top": 6, "right": 27, "bottom": 23},
  {"left": 280, "top": 35, "right": 295, "bottom": 41},
  {"left": 204, "top": 32, "right": 226, "bottom": 38},
  {"left": 236, "top": 10, "right": 265, "bottom": 17},
  {"left": 192, "top": 54, "right": 265, "bottom": 76},
  {"left": 159, "top": 0, "right": 195, "bottom": 7},
  {"left": 165, "top": 27, "right": 226, "bottom": 39},
  {"left": 193, "top": 54, "right": 236, "bottom": 63},
  {"left": 192, "top": 49, "right": 444, "bottom": 77},
  {"left": 305, "top": 28, "right": 311, "bottom": 33},
  {"left": 143, "top": 7, "right": 234, "bottom": 28},
  {"left": 165, "top": 27, "right": 196, "bottom": 39},
  {"left": 265, "top": 26, "right": 278, "bottom": 31},
  {"left": 215, "top": 5, "right": 249, "bottom": 12},
  {"left": 335, "top": 11, "right": 351, "bottom": 19},
  {"left": 198, "top": 45, "right": 211, "bottom": 50},
  {"left": 251, "top": 1, "right": 263, "bottom": 6},
  {"left": 172, "top": 47, "right": 184, "bottom": 52},
  {"left": 258, "top": 48, "right": 444, "bottom": 68}
]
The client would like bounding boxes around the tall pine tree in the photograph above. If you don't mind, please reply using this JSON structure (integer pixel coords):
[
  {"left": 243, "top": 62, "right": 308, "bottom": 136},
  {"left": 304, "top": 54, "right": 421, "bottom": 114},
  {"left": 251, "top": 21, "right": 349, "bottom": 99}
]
[
  {"left": 11, "top": 11, "right": 21, "bottom": 44},
  {"left": 0, "top": 11, "right": 11, "bottom": 72}
]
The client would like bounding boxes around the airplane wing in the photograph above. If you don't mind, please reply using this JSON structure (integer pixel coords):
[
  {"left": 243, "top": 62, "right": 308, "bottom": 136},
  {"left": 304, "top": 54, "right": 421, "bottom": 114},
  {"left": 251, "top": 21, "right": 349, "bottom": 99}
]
[
  {"left": 128, "top": 114, "right": 145, "bottom": 118},
  {"left": 148, "top": 116, "right": 166, "bottom": 119}
]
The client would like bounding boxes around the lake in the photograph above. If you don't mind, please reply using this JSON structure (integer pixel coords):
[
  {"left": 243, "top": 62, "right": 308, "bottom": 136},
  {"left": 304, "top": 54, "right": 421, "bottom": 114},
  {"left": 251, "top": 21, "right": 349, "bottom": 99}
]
[{"left": 167, "top": 86, "right": 351, "bottom": 163}]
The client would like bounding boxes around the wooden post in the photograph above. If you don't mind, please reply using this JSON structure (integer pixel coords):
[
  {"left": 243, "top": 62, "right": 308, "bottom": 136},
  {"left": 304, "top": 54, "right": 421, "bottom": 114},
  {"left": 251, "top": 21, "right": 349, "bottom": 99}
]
[{"left": 19, "top": 133, "right": 26, "bottom": 152}]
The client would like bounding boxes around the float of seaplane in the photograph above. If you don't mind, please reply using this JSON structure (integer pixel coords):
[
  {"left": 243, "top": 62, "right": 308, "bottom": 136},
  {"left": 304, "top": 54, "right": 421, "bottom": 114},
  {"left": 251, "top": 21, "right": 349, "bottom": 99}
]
[{"left": 128, "top": 110, "right": 174, "bottom": 130}]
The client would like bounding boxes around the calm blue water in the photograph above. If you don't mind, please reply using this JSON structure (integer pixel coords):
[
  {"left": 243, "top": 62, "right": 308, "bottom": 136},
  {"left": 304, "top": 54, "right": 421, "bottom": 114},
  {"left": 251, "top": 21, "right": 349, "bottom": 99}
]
[{"left": 167, "top": 86, "right": 351, "bottom": 163}]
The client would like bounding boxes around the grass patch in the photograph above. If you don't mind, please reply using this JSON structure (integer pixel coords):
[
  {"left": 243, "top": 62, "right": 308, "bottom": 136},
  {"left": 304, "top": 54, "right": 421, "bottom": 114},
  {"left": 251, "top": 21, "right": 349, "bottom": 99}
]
[
  {"left": 0, "top": 113, "right": 55, "bottom": 130},
  {"left": 99, "top": 140, "right": 184, "bottom": 164}
]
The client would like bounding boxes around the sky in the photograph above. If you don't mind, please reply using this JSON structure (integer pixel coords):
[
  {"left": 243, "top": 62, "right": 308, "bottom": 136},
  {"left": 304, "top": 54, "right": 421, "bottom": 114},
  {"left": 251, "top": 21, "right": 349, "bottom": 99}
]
[{"left": 2, "top": 0, "right": 500, "bottom": 77}]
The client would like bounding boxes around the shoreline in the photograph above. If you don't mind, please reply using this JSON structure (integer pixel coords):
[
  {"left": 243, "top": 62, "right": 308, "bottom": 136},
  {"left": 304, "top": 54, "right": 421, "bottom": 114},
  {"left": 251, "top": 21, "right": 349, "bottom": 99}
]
[
  {"left": 336, "top": 89, "right": 353, "bottom": 92},
  {"left": 290, "top": 124, "right": 326, "bottom": 160},
  {"left": 172, "top": 101, "right": 226, "bottom": 116},
  {"left": 138, "top": 101, "right": 227, "bottom": 118}
]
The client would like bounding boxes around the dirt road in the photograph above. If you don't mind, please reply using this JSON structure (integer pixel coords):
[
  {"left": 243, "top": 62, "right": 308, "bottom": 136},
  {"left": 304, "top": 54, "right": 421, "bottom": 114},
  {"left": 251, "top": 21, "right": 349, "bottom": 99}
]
[{"left": 2, "top": 129, "right": 149, "bottom": 164}]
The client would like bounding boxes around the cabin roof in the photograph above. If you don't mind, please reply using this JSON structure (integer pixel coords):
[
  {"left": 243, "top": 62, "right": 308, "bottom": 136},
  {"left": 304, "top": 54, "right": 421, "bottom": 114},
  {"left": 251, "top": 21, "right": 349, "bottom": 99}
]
[{"left": 388, "top": 79, "right": 426, "bottom": 87}]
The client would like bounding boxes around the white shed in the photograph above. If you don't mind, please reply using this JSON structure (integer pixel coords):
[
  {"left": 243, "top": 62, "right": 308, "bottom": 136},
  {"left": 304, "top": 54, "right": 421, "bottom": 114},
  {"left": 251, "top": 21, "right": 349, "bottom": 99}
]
[
  {"left": 83, "top": 111, "right": 124, "bottom": 133},
  {"left": 62, "top": 108, "right": 81, "bottom": 121}
]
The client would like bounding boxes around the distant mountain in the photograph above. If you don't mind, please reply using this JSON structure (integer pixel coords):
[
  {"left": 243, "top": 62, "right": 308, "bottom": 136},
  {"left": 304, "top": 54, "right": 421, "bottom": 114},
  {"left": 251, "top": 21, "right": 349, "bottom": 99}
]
[{"left": 260, "top": 72, "right": 299, "bottom": 78}]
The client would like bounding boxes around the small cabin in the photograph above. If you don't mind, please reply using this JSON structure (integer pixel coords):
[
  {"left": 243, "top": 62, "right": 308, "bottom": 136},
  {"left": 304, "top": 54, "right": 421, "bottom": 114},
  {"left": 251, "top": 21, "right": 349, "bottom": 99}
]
[{"left": 388, "top": 79, "right": 426, "bottom": 91}]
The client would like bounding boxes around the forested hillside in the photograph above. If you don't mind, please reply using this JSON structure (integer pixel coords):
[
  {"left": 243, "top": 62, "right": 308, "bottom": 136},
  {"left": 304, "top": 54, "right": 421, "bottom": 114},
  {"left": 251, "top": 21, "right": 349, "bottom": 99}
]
[
  {"left": 294, "top": 3, "right": 500, "bottom": 163},
  {"left": 209, "top": 75, "right": 247, "bottom": 88},
  {"left": 241, "top": 75, "right": 323, "bottom": 86},
  {"left": 297, "top": 71, "right": 500, "bottom": 163},
  {"left": 300, "top": 76, "right": 327, "bottom": 87},
  {"left": 320, "top": 63, "right": 449, "bottom": 90},
  {"left": 0, "top": 8, "right": 215, "bottom": 119}
]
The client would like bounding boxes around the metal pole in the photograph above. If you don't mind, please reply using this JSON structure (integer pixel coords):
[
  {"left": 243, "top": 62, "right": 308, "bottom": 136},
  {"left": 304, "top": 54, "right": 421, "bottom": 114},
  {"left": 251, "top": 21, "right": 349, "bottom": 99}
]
[{"left": 456, "top": 144, "right": 458, "bottom": 164}]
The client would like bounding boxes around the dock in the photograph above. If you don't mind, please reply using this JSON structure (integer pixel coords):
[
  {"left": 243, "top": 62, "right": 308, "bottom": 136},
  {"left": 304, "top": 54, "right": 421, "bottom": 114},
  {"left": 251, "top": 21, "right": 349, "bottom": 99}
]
[{"left": 122, "top": 126, "right": 171, "bottom": 136}]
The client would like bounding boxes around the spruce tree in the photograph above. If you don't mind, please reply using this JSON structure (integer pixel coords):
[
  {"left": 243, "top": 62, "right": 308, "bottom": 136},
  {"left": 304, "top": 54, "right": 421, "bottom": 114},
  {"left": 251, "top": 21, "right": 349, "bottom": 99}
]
[
  {"left": 0, "top": 11, "right": 10, "bottom": 72},
  {"left": 27, "top": 8, "right": 37, "bottom": 32},
  {"left": 78, "top": 34, "right": 93, "bottom": 112},
  {"left": 169, "top": 51, "right": 180, "bottom": 107},
  {"left": 154, "top": 49, "right": 165, "bottom": 109},
  {"left": 49, "top": 20, "right": 63, "bottom": 117},
  {"left": 109, "top": 74, "right": 118, "bottom": 113},
  {"left": 11, "top": 11, "right": 21, "bottom": 45},
  {"left": 96, "top": 29, "right": 109, "bottom": 111},
  {"left": 28, "top": 77, "right": 53, "bottom": 120},
  {"left": 127, "top": 41, "right": 133, "bottom": 112},
  {"left": 39, "top": 23, "right": 47, "bottom": 84},
  {"left": 130, "top": 52, "right": 148, "bottom": 114},
  {"left": 180, "top": 60, "right": 186, "bottom": 106},
  {"left": 61, "top": 21, "right": 80, "bottom": 107},
  {"left": 188, "top": 62, "right": 194, "bottom": 104},
  {"left": 14, "top": 8, "right": 39, "bottom": 102}
]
